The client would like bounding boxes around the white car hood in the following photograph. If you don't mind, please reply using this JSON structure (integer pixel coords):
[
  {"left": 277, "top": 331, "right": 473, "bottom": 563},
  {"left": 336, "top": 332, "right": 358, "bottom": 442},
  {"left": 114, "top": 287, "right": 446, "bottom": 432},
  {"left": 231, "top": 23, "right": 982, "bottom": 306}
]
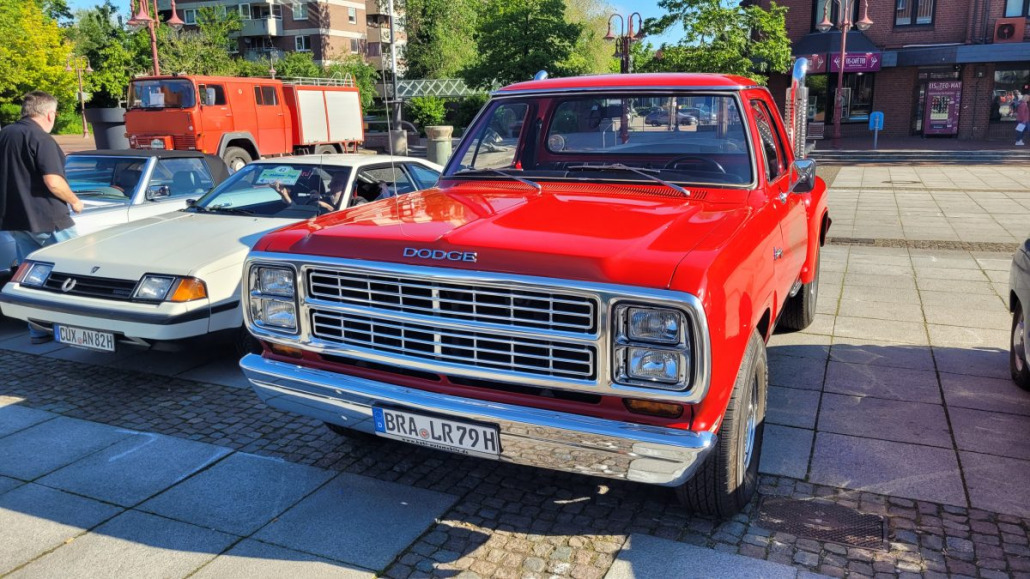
[{"left": 30, "top": 211, "right": 301, "bottom": 279}]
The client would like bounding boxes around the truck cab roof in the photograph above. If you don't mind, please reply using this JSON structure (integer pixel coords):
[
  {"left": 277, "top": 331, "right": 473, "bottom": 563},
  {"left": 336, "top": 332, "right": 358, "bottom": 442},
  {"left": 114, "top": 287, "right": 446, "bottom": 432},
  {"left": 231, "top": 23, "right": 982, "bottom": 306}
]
[{"left": 496, "top": 73, "right": 761, "bottom": 95}]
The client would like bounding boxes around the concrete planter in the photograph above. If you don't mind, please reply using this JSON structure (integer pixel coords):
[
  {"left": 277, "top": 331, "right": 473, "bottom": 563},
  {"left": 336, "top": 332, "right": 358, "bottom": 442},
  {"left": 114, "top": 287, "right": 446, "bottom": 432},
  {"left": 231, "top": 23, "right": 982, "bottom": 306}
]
[
  {"left": 84, "top": 107, "right": 130, "bottom": 150},
  {"left": 425, "top": 126, "right": 453, "bottom": 165}
]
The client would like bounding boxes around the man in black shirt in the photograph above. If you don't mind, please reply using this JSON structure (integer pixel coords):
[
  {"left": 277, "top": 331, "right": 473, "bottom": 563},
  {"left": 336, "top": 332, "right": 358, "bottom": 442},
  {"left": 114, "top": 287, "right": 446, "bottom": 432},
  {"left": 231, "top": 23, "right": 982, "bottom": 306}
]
[{"left": 0, "top": 91, "right": 84, "bottom": 343}]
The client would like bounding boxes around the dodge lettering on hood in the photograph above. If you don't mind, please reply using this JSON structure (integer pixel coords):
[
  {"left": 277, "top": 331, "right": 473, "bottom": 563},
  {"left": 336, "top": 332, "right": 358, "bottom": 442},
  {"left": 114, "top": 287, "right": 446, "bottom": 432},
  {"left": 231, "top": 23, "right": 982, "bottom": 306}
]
[{"left": 239, "top": 67, "right": 829, "bottom": 516}]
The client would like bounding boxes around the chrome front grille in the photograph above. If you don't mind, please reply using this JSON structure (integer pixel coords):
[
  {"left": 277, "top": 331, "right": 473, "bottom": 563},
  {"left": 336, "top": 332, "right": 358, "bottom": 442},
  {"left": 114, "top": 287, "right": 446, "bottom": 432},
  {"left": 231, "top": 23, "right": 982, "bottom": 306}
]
[
  {"left": 306, "top": 268, "right": 597, "bottom": 333},
  {"left": 310, "top": 309, "right": 597, "bottom": 380},
  {"left": 42, "top": 273, "right": 137, "bottom": 300}
]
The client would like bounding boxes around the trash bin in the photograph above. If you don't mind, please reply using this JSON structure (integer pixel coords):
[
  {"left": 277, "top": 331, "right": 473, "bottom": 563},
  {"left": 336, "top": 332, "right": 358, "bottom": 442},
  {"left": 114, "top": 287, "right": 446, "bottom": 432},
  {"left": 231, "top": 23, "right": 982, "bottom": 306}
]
[
  {"left": 389, "top": 129, "right": 408, "bottom": 156},
  {"left": 425, "top": 126, "right": 454, "bottom": 166},
  {"left": 84, "top": 107, "right": 130, "bottom": 150}
]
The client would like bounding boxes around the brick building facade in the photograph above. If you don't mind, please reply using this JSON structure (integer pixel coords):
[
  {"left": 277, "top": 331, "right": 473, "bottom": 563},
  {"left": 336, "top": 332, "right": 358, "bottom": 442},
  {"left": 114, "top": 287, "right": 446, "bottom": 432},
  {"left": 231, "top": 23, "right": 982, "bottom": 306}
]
[{"left": 763, "top": 0, "right": 1030, "bottom": 141}]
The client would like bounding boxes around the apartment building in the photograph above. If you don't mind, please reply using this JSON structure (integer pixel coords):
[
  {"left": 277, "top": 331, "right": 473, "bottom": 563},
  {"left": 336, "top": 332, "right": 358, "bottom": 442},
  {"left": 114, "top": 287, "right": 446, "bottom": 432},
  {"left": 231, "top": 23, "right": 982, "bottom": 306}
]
[
  {"left": 762, "top": 0, "right": 1030, "bottom": 140},
  {"left": 159, "top": 0, "right": 404, "bottom": 70}
]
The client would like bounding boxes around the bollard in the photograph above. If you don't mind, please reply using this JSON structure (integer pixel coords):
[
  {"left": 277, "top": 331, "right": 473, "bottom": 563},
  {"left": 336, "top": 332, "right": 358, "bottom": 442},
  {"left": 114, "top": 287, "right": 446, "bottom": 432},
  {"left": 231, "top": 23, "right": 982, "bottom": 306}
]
[
  {"left": 425, "top": 126, "right": 454, "bottom": 166},
  {"left": 389, "top": 129, "right": 408, "bottom": 156}
]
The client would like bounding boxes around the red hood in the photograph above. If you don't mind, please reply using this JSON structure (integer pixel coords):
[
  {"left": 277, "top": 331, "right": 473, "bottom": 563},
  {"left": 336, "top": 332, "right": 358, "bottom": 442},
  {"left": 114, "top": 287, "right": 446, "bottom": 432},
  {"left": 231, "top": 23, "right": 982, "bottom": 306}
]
[{"left": 255, "top": 181, "right": 750, "bottom": 289}]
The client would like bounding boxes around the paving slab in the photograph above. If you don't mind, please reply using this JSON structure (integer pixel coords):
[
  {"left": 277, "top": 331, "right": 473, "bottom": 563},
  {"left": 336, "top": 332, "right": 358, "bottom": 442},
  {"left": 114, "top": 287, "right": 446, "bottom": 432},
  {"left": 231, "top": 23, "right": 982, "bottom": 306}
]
[
  {"left": 0, "top": 405, "right": 57, "bottom": 439},
  {"left": 139, "top": 452, "right": 334, "bottom": 536},
  {"left": 766, "top": 332, "right": 831, "bottom": 360},
  {"left": 835, "top": 299, "right": 925, "bottom": 323},
  {"left": 939, "top": 372, "right": 1030, "bottom": 416},
  {"left": 833, "top": 316, "right": 928, "bottom": 346},
  {"left": 0, "top": 484, "right": 122, "bottom": 575},
  {"left": 604, "top": 533, "right": 804, "bottom": 579},
  {"left": 112, "top": 349, "right": 223, "bottom": 377},
  {"left": 932, "top": 346, "right": 1011, "bottom": 380},
  {"left": 817, "top": 393, "right": 952, "bottom": 448},
  {"left": 767, "top": 386, "right": 820, "bottom": 428},
  {"left": 8, "top": 510, "right": 237, "bottom": 579},
  {"left": 0, "top": 417, "right": 133, "bottom": 480},
  {"left": 254, "top": 472, "right": 459, "bottom": 570},
  {"left": 927, "top": 324, "right": 1008, "bottom": 349},
  {"left": 0, "top": 476, "right": 23, "bottom": 496},
  {"left": 827, "top": 337, "right": 935, "bottom": 371},
  {"left": 191, "top": 539, "right": 374, "bottom": 579},
  {"left": 960, "top": 451, "right": 1030, "bottom": 519},
  {"left": 759, "top": 425, "right": 813, "bottom": 480},
  {"left": 808, "top": 433, "right": 966, "bottom": 507},
  {"left": 178, "top": 357, "right": 251, "bottom": 389},
  {"left": 0, "top": 335, "right": 66, "bottom": 355},
  {"left": 823, "top": 360, "right": 940, "bottom": 403},
  {"left": 949, "top": 406, "right": 1030, "bottom": 461},
  {"left": 766, "top": 355, "right": 826, "bottom": 391},
  {"left": 37, "top": 432, "right": 231, "bottom": 507}
]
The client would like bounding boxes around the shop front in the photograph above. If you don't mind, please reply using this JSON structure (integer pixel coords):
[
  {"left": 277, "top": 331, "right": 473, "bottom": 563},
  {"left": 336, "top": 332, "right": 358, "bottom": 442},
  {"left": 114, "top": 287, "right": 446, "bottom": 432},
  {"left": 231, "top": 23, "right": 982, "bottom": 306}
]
[{"left": 792, "top": 31, "right": 882, "bottom": 138}]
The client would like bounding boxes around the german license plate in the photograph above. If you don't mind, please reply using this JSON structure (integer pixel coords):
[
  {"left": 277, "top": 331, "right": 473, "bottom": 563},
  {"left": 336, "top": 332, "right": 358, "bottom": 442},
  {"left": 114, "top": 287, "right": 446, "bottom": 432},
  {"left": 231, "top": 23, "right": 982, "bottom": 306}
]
[
  {"left": 54, "top": 324, "right": 115, "bottom": 352},
  {"left": 372, "top": 407, "right": 500, "bottom": 459}
]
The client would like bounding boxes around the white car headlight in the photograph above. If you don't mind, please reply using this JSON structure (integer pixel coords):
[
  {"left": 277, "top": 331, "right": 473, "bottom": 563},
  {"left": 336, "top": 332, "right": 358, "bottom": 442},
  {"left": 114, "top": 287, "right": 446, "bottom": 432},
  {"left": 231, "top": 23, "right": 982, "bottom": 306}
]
[
  {"left": 614, "top": 304, "right": 692, "bottom": 391},
  {"left": 254, "top": 267, "right": 295, "bottom": 297},
  {"left": 133, "top": 275, "right": 176, "bottom": 301},
  {"left": 250, "top": 297, "right": 297, "bottom": 330},
  {"left": 17, "top": 262, "right": 54, "bottom": 287}
]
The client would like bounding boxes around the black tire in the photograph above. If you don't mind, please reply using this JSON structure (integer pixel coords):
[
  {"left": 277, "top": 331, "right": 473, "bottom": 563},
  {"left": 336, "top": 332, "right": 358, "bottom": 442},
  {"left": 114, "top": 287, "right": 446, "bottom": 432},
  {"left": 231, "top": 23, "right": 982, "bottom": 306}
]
[
  {"left": 223, "top": 146, "right": 252, "bottom": 173},
  {"left": 233, "top": 326, "right": 262, "bottom": 358},
  {"left": 778, "top": 252, "right": 820, "bottom": 332},
  {"left": 314, "top": 144, "right": 336, "bottom": 155},
  {"left": 1011, "top": 301, "right": 1030, "bottom": 390},
  {"left": 676, "top": 329, "right": 767, "bottom": 516}
]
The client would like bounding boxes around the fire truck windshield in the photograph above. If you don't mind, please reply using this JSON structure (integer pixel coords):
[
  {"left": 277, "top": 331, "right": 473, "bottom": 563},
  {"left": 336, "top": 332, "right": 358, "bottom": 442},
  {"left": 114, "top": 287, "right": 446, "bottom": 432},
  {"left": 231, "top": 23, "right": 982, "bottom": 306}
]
[{"left": 128, "top": 79, "right": 196, "bottom": 109}]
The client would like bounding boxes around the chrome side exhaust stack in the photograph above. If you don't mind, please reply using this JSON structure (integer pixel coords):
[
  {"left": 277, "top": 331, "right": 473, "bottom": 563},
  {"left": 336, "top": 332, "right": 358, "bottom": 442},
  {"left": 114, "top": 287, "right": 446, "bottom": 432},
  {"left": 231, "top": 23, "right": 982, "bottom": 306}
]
[{"left": 784, "top": 58, "right": 809, "bottom": 160}]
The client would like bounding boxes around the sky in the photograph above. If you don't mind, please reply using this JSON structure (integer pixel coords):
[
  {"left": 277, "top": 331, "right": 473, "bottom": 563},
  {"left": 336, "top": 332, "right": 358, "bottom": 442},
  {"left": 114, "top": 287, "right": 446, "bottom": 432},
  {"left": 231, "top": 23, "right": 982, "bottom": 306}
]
[{"left": 66, "top": 0, "right": 682, "bottom": 49}]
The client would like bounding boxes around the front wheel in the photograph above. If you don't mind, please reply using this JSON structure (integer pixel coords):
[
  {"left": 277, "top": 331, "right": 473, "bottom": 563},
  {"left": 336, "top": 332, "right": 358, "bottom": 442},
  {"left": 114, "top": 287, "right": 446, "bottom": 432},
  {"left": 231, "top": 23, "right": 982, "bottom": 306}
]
[
  {"left": 779, "top": 252, "right": 820, "bottom": 332},
  {"left": 223, "top": 146, "right": 252, "bottom": 173},
  {"left": 1011, "top": 301, "right": 1030, "bottom": 390},
  {"left": 676, "top": 329, "right": 767, "bottom": 516}
]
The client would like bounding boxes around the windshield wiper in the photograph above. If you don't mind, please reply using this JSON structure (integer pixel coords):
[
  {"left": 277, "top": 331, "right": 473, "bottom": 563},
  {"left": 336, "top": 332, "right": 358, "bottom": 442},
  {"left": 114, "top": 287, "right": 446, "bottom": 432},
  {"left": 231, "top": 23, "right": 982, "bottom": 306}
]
[
  {"left": 566, "top": 164, "right": 690, "bottom": 197},
  {"left": 454, "top": 168, "right": 541, "bottom": 194},
  {"left": 206, "top": 205, "right": 254, "bottom": 216}
]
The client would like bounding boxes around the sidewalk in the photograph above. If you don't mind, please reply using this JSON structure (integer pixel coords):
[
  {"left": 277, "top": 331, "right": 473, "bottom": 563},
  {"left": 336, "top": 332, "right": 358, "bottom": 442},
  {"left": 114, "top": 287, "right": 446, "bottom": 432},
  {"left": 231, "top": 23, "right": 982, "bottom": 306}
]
[{"left": 54, "top": 133, "right": 96, "bottom": 154}]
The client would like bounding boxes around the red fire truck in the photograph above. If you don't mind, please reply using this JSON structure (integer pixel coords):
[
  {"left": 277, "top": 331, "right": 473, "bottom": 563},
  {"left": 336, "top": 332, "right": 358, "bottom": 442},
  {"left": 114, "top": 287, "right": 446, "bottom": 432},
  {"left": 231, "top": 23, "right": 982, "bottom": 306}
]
[{"left": 124, "top": 75, "right": 364, "bottom": 171}]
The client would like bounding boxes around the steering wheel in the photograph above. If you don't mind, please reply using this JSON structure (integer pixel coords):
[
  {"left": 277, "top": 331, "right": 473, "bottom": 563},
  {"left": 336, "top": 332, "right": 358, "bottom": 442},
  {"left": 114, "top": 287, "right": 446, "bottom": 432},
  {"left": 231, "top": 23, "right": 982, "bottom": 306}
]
[{"left": 663, "top": 155, "right": 727, "bottom": 174}]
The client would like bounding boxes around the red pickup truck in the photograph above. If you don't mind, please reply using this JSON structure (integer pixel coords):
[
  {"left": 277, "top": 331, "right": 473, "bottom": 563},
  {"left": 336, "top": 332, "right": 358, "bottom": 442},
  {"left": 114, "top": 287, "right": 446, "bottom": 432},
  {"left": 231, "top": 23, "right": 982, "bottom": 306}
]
[{"left": 239, "top": 65, "right": 829, "bottom": 515}]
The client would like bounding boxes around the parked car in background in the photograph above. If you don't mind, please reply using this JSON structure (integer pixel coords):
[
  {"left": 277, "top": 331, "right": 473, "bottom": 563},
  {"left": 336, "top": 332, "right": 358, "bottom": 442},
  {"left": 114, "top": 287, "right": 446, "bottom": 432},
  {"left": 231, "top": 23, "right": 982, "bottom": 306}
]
[
  {"left": 0, "top": 155, "right": 442, "bottom": 354},
  {"left": 1009, "top": 238, "right": 1030, "bottom": 390},
  {"left": 645, "top": 108, "right": 699, "bottom": 127},
  {"left": 0, "top": 149, "right": 228, "bottom": 278}
]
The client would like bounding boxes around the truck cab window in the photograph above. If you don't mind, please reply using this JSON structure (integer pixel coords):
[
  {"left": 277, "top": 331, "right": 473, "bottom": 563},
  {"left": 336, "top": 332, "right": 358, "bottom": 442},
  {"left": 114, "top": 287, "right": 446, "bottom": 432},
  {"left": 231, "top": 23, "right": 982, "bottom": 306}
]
[
  {"left": 459, "top": 103, "right": 530, "bottom": 170},
  {"left": 259, "top": 86, "right": 278, "bottom": 106},
  {"left": 750, "top": 100, "right": 786, "bottom": 181},
  {"left": 198, "top": 84, "right": 226, "bottom": 106}
]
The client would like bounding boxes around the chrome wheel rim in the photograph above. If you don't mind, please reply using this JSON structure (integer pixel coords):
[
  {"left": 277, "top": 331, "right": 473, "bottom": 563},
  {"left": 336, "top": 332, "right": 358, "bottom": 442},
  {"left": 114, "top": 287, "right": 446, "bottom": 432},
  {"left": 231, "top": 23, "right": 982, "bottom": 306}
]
[
  {"left": 742, "top": 376, "right": 758, "bottom": 471},
  {"left": 1015, "top": 315, "right": 1027, "bottom": 373}
]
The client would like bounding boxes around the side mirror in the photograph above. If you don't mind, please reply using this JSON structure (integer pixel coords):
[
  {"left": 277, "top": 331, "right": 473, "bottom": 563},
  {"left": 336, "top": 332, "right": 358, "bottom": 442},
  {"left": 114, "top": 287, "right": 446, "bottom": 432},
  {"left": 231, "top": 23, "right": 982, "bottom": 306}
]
[
  {"left": 790, "top": 159, "right": 817, "bottom": 193},
  {"left": 146, "top": 185, "right": 170, "bottom": 201}
]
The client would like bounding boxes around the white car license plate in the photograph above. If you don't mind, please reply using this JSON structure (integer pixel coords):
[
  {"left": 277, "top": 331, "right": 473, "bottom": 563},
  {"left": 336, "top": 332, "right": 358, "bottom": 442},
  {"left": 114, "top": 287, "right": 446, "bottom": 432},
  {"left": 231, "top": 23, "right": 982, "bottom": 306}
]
[
  {"left": 372, "top": 407, "right": 500, "bottom": 459},
  {"left": 54, "top": 325, "right": 115, "bottom": 352}
]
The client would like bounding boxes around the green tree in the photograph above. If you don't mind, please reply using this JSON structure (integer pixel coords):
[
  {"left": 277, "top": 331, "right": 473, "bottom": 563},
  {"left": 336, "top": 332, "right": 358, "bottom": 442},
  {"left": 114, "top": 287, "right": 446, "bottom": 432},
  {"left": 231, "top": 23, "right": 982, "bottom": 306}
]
[
  {"left": 405, "top": 96, "right": 447, "bottom": 132},
  {"left": 325, "top": 55, "right": 381, "bottom": 110},
  {"left": 0, "top": 0, "right": 75, "bottom": 124},
  {"left": 69, "top": 2, "right": 140, "bottom": 108},
  {"left": 560, "top": 0, "right": 616, "bottom": 76},
  {"left": 402, "top": 0, "right": 479, "bottom": 79},
  {"left": 460, "top": 0, "right": 583, "bottom": 89},
  {"left": 643, "top": 0, "right": 791, "bottom": 83},
  {"left": 156, "top": 7, "right": 241, "bottom": 76}
]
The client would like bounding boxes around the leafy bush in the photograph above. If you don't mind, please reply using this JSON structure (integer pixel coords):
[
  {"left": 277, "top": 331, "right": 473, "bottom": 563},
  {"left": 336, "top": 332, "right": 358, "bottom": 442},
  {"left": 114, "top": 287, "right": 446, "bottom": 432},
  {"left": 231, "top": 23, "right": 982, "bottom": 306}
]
[
  {"left": 406, "top": 96, "right": 447, "bottom": 134},
  {"left": 553, "top": 110, "right": 578, "bottom": 133},
  {"left": 450, "top": 93, "right": 489, "bottom": 131}
]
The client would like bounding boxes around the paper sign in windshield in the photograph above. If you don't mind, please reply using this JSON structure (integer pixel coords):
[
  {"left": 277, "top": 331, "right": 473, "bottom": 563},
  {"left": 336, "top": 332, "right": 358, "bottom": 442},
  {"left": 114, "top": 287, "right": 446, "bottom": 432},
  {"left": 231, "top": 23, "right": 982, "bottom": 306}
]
[{"left": 256, "top": 166, "right": 303, "bottom": 186}]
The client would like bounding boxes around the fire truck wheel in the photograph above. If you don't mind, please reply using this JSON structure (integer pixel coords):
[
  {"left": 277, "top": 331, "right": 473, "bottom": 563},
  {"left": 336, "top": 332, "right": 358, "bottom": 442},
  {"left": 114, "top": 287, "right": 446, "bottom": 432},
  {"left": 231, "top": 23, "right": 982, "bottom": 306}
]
[
  {"left": 315, "top": 145, "right": 336, "bottom": 155},
  {"left": 223, "top": 147, "right": 252, "bottom": 173}
]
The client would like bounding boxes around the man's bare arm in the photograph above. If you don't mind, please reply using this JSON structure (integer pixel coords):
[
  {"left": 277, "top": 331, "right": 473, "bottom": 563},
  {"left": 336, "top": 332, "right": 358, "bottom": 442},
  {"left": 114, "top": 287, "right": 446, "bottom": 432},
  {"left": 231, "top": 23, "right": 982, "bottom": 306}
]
[{"left": 42, "top": 174, "right": 84, "bottom": 213}]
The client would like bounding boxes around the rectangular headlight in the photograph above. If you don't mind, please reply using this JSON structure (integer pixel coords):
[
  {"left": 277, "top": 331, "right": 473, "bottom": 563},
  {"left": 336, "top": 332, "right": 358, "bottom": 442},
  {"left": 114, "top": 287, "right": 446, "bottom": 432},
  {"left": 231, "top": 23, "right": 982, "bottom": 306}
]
[
  {"left": 133, "top": 275, "right": 176, "bottom": 301},
  {"left": 626, "top": 347, "right": 684, "bottom": 384},
  {"left": 253, "top": 266, "right": 295, "bottom": 297},
  {"left": 627, "top": 307, "right": 682, "bottom": 344},
  {"left": 17, "top": 262, "right": 53, "bottom": 287},
  {"left": 250, "top": 297, "right": 297, "bottom": 330}
]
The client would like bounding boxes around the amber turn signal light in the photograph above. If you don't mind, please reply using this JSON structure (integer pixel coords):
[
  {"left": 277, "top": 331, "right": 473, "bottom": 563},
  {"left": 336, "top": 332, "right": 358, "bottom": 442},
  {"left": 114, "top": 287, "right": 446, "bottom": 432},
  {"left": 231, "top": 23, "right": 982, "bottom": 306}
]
[
  {"left": 269, "top": 343, "right": 303, "bottom": 358},
  {"left": 10, "top": 262, "right": 31, "bottom": 284},
  {"left": 168, "top": 278, "right": 208, "bottom": 302},
  {"left": 623, "top": 398, "right": 684, "bottom": 419}
]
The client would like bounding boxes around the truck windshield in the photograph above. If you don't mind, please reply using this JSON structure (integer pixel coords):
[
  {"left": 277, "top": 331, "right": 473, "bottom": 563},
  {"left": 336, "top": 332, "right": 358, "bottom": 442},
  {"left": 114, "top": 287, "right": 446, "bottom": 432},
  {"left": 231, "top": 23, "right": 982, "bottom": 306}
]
[
  {"left": 448, "top": 92, "right": 753, "bottom": 187},
  {"left": 128, "top": 79, "right": 197, "bottom": 109}
]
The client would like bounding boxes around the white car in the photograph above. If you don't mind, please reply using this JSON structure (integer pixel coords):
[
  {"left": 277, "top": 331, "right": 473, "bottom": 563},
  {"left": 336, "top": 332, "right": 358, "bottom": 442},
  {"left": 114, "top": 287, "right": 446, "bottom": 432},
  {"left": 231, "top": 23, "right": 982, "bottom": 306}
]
[
  {"left": 0, "top": 155, "right": 442, "bottom": 352},
  {"left": 0, "top": 149, "right": 228, "bottom": 276}
]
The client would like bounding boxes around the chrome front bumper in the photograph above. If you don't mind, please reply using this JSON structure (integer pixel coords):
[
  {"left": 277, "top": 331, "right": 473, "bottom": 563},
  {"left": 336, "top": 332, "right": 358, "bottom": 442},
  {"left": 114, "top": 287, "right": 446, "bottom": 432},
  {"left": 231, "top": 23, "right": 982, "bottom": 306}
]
[{"left": 240, "top": 354, "right": 716, "bottom": 486}]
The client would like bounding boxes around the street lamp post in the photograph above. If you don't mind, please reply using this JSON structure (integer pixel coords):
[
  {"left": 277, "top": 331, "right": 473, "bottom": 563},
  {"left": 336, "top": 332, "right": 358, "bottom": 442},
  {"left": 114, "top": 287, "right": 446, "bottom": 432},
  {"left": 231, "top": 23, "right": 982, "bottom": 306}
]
[
  {"left": 816, "top": 0, "right": 872, "bottom": 149},
  {"left": 65, "top": 55, "right": 93, "bottom": 139},
  {"left": 127, "top": 0, "right": 184, "bottom": 76},
  {"left": 605, "top": 13, "right": 645, "bottom": 74}
]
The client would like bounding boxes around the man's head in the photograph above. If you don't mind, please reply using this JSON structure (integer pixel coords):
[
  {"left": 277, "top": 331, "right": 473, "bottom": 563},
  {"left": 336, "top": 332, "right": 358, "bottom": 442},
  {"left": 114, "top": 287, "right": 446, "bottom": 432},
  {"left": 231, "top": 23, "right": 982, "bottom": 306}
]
[{"left": 21, "top": 91, "right": 58, "bottom": 133}]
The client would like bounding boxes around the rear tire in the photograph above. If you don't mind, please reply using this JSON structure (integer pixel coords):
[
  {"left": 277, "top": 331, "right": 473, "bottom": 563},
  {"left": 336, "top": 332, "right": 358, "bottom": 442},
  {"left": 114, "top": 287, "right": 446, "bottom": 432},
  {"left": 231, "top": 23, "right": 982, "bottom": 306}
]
[
  {"left": 676, "top": 329, "right": 767, "bottom": 516},
  {"left": 779, "top": 252, "right": 820, "bottom": 332},
  {"left": 315, "top": 144, "right": 336, "bottom": 155},
  {"left": 223, "top": 146, "right": 252, "bottom": 173},
  {"left": 1011, "top": 301, "right": 1030, "bottom": 390}
]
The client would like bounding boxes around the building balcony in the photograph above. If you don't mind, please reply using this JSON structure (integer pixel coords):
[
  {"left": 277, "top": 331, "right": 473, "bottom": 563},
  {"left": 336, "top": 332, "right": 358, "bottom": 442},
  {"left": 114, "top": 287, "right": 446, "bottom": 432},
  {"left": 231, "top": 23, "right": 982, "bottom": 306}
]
[
  {"left": 239, "top": 17, "right": 282, "bottom": 37},
  {"left": 243, "top": 47, "right": 286, "bottom": 62}
]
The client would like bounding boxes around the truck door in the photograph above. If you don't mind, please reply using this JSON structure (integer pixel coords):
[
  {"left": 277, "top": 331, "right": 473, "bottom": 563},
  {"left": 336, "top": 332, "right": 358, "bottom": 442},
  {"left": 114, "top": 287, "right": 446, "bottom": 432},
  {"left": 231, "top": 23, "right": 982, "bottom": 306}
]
[
  {"left": 254, "top": 85, "right": 288, "bottom": 155},
  {"left": 750, "top": 99, "right": 807, "bottom": 295},
  {"left": 198, "top": 82, "right": 230, "bottom": 154}
]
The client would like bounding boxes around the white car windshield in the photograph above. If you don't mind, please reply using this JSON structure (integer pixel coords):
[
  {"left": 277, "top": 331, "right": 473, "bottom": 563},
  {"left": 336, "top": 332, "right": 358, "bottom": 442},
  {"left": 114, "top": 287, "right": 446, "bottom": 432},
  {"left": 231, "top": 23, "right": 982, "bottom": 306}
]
[
  {"left": 66, "top": 156, "right": 147, "bottom": 199},
  {"left": 192, "top": 163, "right": 352, "bottom": 218}
]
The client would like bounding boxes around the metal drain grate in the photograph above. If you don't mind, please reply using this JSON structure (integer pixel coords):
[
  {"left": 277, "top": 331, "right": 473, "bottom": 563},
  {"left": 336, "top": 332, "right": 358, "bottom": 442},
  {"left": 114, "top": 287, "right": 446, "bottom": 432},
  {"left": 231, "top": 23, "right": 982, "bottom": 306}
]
[
  {"left": 756, "top": 497, "right": 887, "bottom": 550},
  {"left": 828, "top": 237, "right": 1020, "bottom": 253}
]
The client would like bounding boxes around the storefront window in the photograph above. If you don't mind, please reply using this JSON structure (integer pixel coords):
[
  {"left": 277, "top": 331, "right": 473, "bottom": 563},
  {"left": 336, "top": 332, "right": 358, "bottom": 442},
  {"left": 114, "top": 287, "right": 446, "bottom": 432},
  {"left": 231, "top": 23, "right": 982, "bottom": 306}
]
[
  {"left": 806, "top": 73, "right": 875, "bottom": 123},
  {"left": 1006, "top": 0, "right": 1030, "bottom": 17},
  {"left": 994, "top": 69, "right": 1030, "bottom": 122}
]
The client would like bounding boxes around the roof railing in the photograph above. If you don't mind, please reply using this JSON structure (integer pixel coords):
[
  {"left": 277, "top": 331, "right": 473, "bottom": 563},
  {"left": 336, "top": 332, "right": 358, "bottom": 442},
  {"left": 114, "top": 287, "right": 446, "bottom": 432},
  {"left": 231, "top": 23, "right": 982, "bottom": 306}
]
[{"left": 279, "top": 73, "right": 355, "bottom": 87}]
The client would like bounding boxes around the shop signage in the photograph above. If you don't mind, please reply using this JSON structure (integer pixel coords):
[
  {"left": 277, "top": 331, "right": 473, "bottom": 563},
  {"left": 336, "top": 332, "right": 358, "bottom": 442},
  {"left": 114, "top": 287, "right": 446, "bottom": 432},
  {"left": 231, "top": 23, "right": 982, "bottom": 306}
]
[
  {"left": 800, "top": 53, "right": 827, "bottom": 74},
  {"left": 923, "top": 81, "right": 962, "bottom": 135},
  {"left": 828, "top": 53, "right": 882, "bottom": 73}
]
